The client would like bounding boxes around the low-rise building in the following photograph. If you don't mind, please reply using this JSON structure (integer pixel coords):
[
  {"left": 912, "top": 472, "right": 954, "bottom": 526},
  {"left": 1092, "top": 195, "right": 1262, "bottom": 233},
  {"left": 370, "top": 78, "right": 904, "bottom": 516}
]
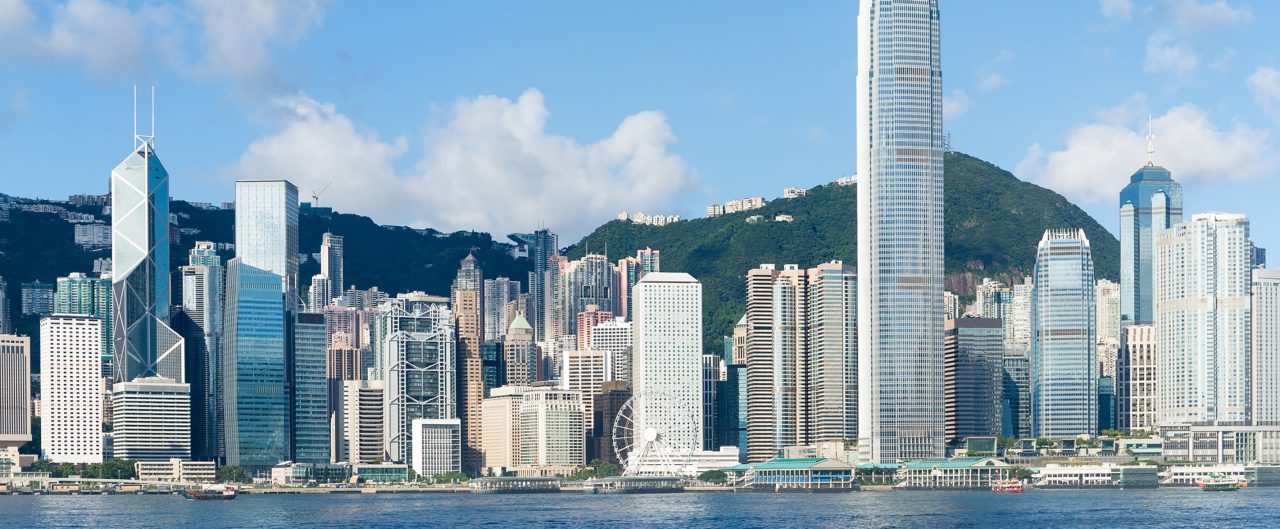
[
  {"left": 134, "top": 458, "right": 216, "bottom": 482},
  {"left": 1159, "top": 425, "right": 1280, "bottom": 464},
  {"left": 895, "top": 457, "right": 1012, "bottom": 490},
  {"left": 723, "top": 457, "right": 856, "bottom": 491},
  {"left": 411, "top": 418, "right": 461, "bottom": 478},
  {"left": 1033, "top": 463, "right": 1158, "bottom": 488}
]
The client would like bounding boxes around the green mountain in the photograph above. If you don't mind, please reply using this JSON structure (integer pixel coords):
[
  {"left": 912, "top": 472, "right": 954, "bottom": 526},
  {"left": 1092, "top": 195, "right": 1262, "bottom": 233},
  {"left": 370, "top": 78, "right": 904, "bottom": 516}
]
[{"left": 566, "top": 151, "right": 1119, "bottom": 352}]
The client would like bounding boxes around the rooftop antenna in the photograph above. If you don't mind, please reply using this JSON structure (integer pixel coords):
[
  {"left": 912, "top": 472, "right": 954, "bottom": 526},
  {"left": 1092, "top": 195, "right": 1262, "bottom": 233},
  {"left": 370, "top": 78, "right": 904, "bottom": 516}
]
[
  {"left": 133, "top": 84, "right": 156, "bottom": 153},
  {"left": 1146, "top": 114, "right": 1155, "bottom": 166}
]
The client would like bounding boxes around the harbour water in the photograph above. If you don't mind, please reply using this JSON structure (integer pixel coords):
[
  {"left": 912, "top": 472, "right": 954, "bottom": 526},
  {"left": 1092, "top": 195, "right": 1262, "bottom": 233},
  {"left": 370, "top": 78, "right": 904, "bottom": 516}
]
[{"left": 2, "top": 488, "right": 1278, "bottom": 528}]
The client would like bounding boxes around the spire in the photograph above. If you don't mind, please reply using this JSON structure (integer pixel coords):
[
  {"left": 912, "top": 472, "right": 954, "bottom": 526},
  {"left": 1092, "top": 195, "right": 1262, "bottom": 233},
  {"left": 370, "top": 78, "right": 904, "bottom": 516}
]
[
  {"left": 133, "top": 84, "right": 156, "bottom": 154},
  {"left": 1146, "top": 114, "right": 1155, "bottom": 166}
]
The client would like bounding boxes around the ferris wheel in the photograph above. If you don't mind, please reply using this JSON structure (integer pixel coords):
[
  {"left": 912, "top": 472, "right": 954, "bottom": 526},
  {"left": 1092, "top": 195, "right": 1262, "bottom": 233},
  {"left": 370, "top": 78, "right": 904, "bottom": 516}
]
[{"left": 612, "top": 392, "right": 699, "bottom": 476}]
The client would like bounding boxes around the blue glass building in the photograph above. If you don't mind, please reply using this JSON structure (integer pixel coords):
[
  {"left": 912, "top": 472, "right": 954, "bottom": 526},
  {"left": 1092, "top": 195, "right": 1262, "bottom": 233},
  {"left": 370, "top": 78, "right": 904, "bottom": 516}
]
[
  {"left": 1119, "top": 163, "right": 1182, "bottom": 324},
  {"left": 223, "top": 258, "right": 288, "bottom": 471},
  {"left": 1031, "top": 230, "right": 1097, "bottom": 438},
  {"left": 289, "top": 311, "right": 330, "bottom": 464}
]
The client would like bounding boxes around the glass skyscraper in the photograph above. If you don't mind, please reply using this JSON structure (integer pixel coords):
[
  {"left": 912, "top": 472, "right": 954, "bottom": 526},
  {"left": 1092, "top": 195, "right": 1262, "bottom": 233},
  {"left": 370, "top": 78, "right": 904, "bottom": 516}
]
[
  {"left": 376, "top": 293, "right": 456, "bottom": 464},
  {"left": 856, "top": 0, "right": 945, "bottom": 463},
  {"left": 177, "top": 242, "right": 224, "bottom": 462},
  {"left": 288, "top": 311, "right": 330, "bottom": 464},
  {"left": 223, "top": 258, "right": 288, "bottom": 470},
  {"left": 1031, "top": 230, "right": 1097, "bottom": 438},
  {"left": 1119, "top": 163, "right": 1182, "bottom": 324},
  {"left": 234, "top": 180, "right": 300, "bottom": 309}
]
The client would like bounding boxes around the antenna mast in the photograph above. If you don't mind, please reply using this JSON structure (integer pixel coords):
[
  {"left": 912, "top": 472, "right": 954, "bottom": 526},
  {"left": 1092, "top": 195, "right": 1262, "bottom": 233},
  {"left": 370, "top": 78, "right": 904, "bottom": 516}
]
[{"left": 1146, "top": 115, "right": 1155, "bottom": 166}]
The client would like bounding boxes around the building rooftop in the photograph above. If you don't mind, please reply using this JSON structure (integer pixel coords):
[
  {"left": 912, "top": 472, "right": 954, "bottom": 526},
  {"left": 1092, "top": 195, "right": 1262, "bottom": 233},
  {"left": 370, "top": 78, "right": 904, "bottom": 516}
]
[{"left": 902, "top": 457, "right": 1009, "bottom": 470}]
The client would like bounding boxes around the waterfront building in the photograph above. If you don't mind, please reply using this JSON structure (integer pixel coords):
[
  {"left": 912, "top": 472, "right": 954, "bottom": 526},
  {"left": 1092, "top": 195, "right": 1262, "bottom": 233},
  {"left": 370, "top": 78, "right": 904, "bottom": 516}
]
[
  {"left": 134, "top": 458, "right": 216, "bottom": 482},
  {"left": 0, "top": 335, "right": 30, "bottom": 450},
  {"left": 562, "top": 349, "right": 609, "bottom": 433},
  {"left": 503, "top": 315, "right": 536, "bottom": 385},
  {"left": 632, "top": 272, "right": 704, "bottom": 460},
  {"left": 944, "top": 318, "right": 1003, "bottom": 446},
  {"left": 518, "top": 385, "right": 585, "bottom": 467},
  {"left": 856, "top": 0, "right": 945, "bottom": 463},
  {"left": 481, "top": 385, "right": 530, "bottom": 472},
  {"left": 724, "top": 457, "right": 857, "bottom": 491},
  {"left": 377, "top": 293, "right": 456, "bottom": 464},
  {"left": 483, "top": 276, "right": 521, "bottom": 342},
  {"left": 411, "top": 418, "right": 462, "bottom": 477},
  {"left": 590, "top": 317, "right": 633, "bottom": 385},
  {"left": 111, "top": 376, "right": 191, "bottom": 461},
  {"left": 806, "top": 261, "right": 857, "bottom": 444},
  {"left": 1119, "top": 154, "right": 1182, "bottom": 324},
  {"left": 576, "top": 304, "right": 613, "bottom": 352},
  {"left": 177, "top": 242, "right": 223, "bottom": 461},
  {"left": 234, "top": 180, "right": 300, "bottom": 309},
  {"left": 703, "top": 354, "right": 723, "bottom": 450},
  {"left": 1155, "top": 213, "right": 1252, "bottom": 427},
  {"left": 40, "top": 315, "right": 103, "bottom": 463},
  {"left": 1031, "top": 230, "right": 1097, "bottom": 438},
  {"left": 452, "top": 254, "right": 485, "bottom": 472},
  {"left": 1033, "top": 463, "right": 1159, "bottom": 488},
  {"left": 895, "top": 457, "right": 1013, "bottom": 490},
  {"left": 1159, "top": 425, "right": 1280, "bottom": 464},
  {"left": 223, "top": 258, "right": 288, "bottom": 470},
  {"left": 333, "top": 379, "right": 384, "bottom": 464},
  {"left": 289, "top": 312, "right": 330, "bottom": 464},
  {"left": 320, "top": 232, "right": 344, "bottom": 304},
  {"left": 1117, "top": 324, "right": 1157, "bottom": 432},
  {"left": 1255, "top": 269, "right": 1280, "bottom": 426},
  {"left": 55, "top": 272, "right": 112, "bottom": 374}
]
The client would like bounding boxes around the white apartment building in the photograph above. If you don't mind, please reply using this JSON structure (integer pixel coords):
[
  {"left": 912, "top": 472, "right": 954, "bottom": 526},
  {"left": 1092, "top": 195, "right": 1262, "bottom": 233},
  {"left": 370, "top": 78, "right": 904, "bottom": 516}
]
[
  {"left": 40, "top": 314, "right": 103, "bottom": 464},
  {"left": 590, "top": 317, "right": 632, "bottom": 385},
  {"left": 1253, "top": 269, "right": 1280, "bottom": 426}
]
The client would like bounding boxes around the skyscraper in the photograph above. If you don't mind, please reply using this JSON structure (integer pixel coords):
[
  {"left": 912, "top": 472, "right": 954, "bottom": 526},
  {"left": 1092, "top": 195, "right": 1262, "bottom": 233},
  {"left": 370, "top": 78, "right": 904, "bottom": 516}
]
[
  {"left": 1119, "top": 148, "right": 1183, "bottom": 324},
  {"left": 529, "top": 228, "right": 559, "bottom": 343},
  {"left": 1117, "top": 324, "right": 1157, "bottom": 433},
  {"left": 451, "top": 254, "right": 485, "bottom": 472},
  {"left": 111, "top": 135, "right": 184, "bottom": 384},
  {"left": 503, "top": 315, "right": 537, "bottom": 386},
  {"left": 111, "top": 376, "right": 191, "bottom": 461},
  {"left": 590, "top": 317, "right": 633, "bottom": 386},
  {"left": 234, "top": 180, "right": 300, "bottom": 309},
  {"left": 1031, "top": 230, "right": 1097, "bottom": 438},
  {"left": 0, "top": 335, "right": 30, "bottom": 450},
  {"left": 632, "top": 272, "right": 703, "bottom": 459},
  {"left": 1155, "top": 213, "right": 1251, "bottom": 427},
  {"left": 320, "top": 232, "right": 344, "bottom": 301},
  {"left": 177, "top": 242, "right": 223, "bottom": 462},
  {"left": 559, "top": 254, "right": 614, "bottom": 338},
  {"left": 944, "top": 318, "right": 1004, "bottom": 446},
  {"left": 40, "top": 315, "right": 103, "bottom": 464},
  {"left": 222, "top": 258, "right": 288, "bottom": 471},
  {"left": 1096, "top": 279, "right": 1122, "bottom": 378},
  {"left": 56, "top": 272, "right": 112, "bottom": 377},
  {"left": 377, "top": 293, "right": 456, "bottom": 464},
  {"left": 289, "top": 312, "right": 330, "bottom": 464},
  {"left": 856, "top": 0, "right": 945, "bottom": 463},
  {"left": 483, "top": 276, "right": 520, "bottom": 342},
  {"left": 1254, "top": 269, "right": 1280, "bottom": 426},
  {"left": 806, "top": 261, "right": 857, "bottom": 445}
]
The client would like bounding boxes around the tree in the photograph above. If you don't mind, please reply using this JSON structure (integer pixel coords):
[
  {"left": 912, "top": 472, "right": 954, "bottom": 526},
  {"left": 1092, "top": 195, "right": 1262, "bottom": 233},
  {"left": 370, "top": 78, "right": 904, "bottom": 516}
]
[
  {"left": 697, "top": 470, "right": 727, "bottom": 484},
  {"left": 406, "top": 467, "right": 418, "bottom": 482},
  {"left": 1101, "top": 429, "right": 1125, "bottom": 438},
  {"left": 217, "top": 466, "right": 247, "bottom": 483},
  {"left": 431, "top": 471, "right": 468, "bottom": 484},
  {"left": 1034, "top": 438, "right": 1054, "bottom": 448},
  {"left": 568, "top": 459, "right": 623, "bottom": 480}
]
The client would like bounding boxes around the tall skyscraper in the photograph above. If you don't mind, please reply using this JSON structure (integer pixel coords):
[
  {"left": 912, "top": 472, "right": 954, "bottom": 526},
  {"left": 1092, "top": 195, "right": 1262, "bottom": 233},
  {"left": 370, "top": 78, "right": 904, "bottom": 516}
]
[
  {"left": 222, "top": 257, "right": 288, "bottom": 471},
  {"left": 0, "top": 277, "right": 10, "bottom": 334},
  {"left": 1254, "top": 269, "right": 1280, "bottom": 426},
  {"left": 806, "top": 261, "right": 857, "bottom": 445},
  {"left": 590, "top": 317, "right": 633, "bottom": 386},
  {"left": 529, "top": 228, "right": 559, "bottom": 343},
  {"left": 1119, "top": 148, "right": 1183, "bottom": 324},
  {"left": 1117, "top": 324, "right": 1157, "bottom": 433},
  {"left": 944, "top": 318, "right": 1004, "bottom": 446},
  {"left": 234, "top": 180, "right": 300, "bottom": 309},
  {"left": 1031, "top": 230, "right": 1097, "bottom": 438},
  {"left": 558, "top": 254, "right": 613, "bottom": 338},
  {"left": 615, "top": 248, "right": 660, "bottom": 321},
  {"left": 320, "top": 232, "right": 344, "bottom": 301},
  {"left": 289, "top": 312, "right": 330, "bottom": 464},
  {"left": 856, "top": 0, "right": 945, "bottom": 463},
  {"left": 561, "top": 349, "right": 608, "bottom": 434},
  {"left": 0, "top": 335, "right": 30, "bottom": 450},
  {"left": 111, "top": 134, "right": 184, "bottom": 384},
  {"left": 1001, "top": 354, "right": 1030, "bottom": 438},
  {"left": 744, "top": 264, "right": 780, "bottom": 462},
  {"left": 632, "top": 272, "right": 703, "bottom": 460},
  {"left": 503, "top": 315, "right": 537, "bottom": 386},
  {"left": 377, "top": 293, "right": 456, "bottom": 464},
  {"left": 451, "top": 254, "right": 485, "bottom": 472},
  {"left": 177, "top": 242, "right": 223, "bottom": 462},
  {"left": 1155, "top": 213, "right": 1252, "bottom": 427},
  {"left": 40, "top": 315, "right": 103, "bottom": 463},
  {"left": 333, "top": 379, "right": 385, "bottom": 464},
  {"left": 483, "top": 276, "right": 521, "bottom": 342},
  {"left": 1096, "top": 279, "right": 1122, "bottom": 378}
]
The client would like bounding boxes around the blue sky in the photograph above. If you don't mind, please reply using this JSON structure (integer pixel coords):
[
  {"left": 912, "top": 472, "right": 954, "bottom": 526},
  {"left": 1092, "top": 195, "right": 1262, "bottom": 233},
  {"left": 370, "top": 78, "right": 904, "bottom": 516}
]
[{"left": 1, "top": 0, "right": 1279, "bottom": 252}]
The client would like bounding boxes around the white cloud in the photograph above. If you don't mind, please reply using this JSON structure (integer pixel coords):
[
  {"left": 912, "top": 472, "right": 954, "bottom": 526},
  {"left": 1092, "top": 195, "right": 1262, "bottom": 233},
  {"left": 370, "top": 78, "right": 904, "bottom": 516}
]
[
  {"left": 943, "top": 89, "right": 972, "bottom": 120},
  {"left": 44, "top": 0, "right": 149, "bottom": 76},
  {"left": 1164, "top": 0, "right": 1252, "bottom": 32},
  {"left": 0, "top": 0, "right": 38, "bottom": 59},
  {"left": 977, "top": 73, "right": 1009, "bottom": 92},
  {"left": 228, "top": 89, "right": 699, "bottom": 239},
  {"left": 188, "top": 0, "right": 329, "bottom": 92},
  {"left": 1144, "top": 31, "right": 1197, "bottom": 75},
  {"left": 1249, "top": 66, "right": 1280, "bottom": 120},
  {"left": 1099, "top": 0, "right": 1133, "bottom": 21},
  {"left": 1016, "top": 96, "right": 1278, "bottom": 204}
]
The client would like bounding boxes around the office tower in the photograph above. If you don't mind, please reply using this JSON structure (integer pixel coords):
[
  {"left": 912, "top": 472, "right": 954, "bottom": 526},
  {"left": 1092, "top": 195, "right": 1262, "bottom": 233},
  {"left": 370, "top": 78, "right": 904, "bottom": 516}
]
[
  {"left": 591, "top": 381, "right": 631, "bottom": 463},
  {"left": 320, "top": 232, "right": 344, "bottom": 301},
  {"left": 0, "top": 277, "right": 9, "bottom": 334},
  {"left": 1253, "top": 247, "right": 1268, "bottom": 269},
  {"left": 1001, "top": 355, "right": 1030, "bottom": 439},
  {"left": 576, "top": 304, "right": 613, "bottom": 351},
  {"left": 856, "top": 0, "right": 945, "bottom": 463},
  {"left": 1116, "top": 325, "right": 1157, "bottom": 432},
  {"left": 222, "top": 258, "right": 288, "bottom": 470},
  {"left": 529, "top": 228, "right": 559, "bottom": 343},
  {"left": 715, "top": 364, "right": 747, "bottom": 458},
  {"left": 543, "top": 255, "right": 568, "bottom": 346},
  {"left": 480, "top": 341, "right": 504, "bottom": 395},
  {"left": 55, "top": 273, "right": 112, "bottom": 375},
  {"left": 806, "top": 261, "right": 857, "bottom": 444},
  {"left": 377, "top": 293, "right": 456, "bottom": 464},
  {"left": 562, "top": 349, "right": 608, "bottom": 433},
  {"left": 411, "top": 418, "right": 462, "bottom": 477},
  {"left": 40, "top": 315, "right": 103, "bottom": 463},
  {"left": 289, "top": 312, "right": 330, "bottom": 464},
  {"left": 1255, "top": 270, "right": 1280, "bottom": 426},
  {"left": 111, "top": 376, "right": 191, "bottom": 461},
  {"left": 0, "top": 335, "right": 30, "bottom": 450},
  {"left": 730, "top": 316, "right": 747, "bottom": 365},
  {"left": 616, "top": 248, "right": 660, "bottom": 321},
  {"left": 481, "top": 385, "right": 530, "bottom": 471},
  {"left": 591, "top": 317, "right": 633, "bottom": 385},
  {"left": 702, "top": 354, "right": 722, "bottom": 450},
  {"left": 234, "top": 180, "right": 300, "bottom": 309},
  {"left": 1098, "top": 377, "right": 1116, "bottom": 432},
  {"left": 1155, "top": 213, "right": 1252, "bottom": 427},
  {"left": 1119, "top": 149, "right": 1183, "bottom": 324},
  {"left": 111, "top": 134, "right": 186, "bottom": 384},
  {"left": 1031, "top": 230, "right": 1098, "bottom": 438},
  {"left": 451, "top": 254, "right": 485, "bottom": 472},
  {"left": 503, "top": 315, "right": 536, "bottom": 385},
  {"left": 559, "top": 254, "right": 614, "bottom": 337},
  {"left": 1096, "top": 279, "right": 1122, "bottom": 378},
  {"left": 483, "top": 276, "right": 521, "bottom": 342},
  {"left": 21, "top": 281, "right": 55, "bottom": 316},
  {"left": 177, "top": 241, "right": 223, "bottom": 462},
  {"left": 518, "top": 386, "right": 585, "bottom": 467},
  {"left": 944, "top": 318, "right": 1003, "bottom": 446},
  {"left": 632, "top": 272, "right": 703, "bottom": 458},
  {"left": 308, "top": 275, "right": 331, "bottom": 312},
  {"left": 333, "top": 380, "right": 384, "bottom": 464}
]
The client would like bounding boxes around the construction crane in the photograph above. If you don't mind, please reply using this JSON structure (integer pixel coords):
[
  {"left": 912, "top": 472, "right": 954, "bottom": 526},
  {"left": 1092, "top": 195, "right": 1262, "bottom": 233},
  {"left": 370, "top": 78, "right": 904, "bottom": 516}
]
[{"left": 311, "top": 181, "right": 333, "bottom": 206}]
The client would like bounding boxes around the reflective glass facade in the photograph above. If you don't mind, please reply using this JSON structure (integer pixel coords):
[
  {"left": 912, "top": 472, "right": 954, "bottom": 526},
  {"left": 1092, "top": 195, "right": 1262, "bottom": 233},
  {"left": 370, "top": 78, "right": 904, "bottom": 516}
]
[
  {"left": 1119, "top": 164, "right": 1182, "bottom": 324},
  {"left": 223, "top": 258, "right": 288, "bottom": 470},
  {"left": 289, "top": 311, "right": 330, "bottom": 464},
  {"left": 1031, "top": 230, "right": 1097, "bottom": 438},
  {"left": 234, "top": 180, "right": 299, "bottom": 309}
]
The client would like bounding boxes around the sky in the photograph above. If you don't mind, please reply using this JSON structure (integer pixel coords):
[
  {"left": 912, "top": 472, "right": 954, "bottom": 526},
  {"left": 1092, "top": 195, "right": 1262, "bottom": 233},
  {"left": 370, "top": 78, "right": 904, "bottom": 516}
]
[{"left": 1, "top": 0, "right": 1279, "bottom": 252}]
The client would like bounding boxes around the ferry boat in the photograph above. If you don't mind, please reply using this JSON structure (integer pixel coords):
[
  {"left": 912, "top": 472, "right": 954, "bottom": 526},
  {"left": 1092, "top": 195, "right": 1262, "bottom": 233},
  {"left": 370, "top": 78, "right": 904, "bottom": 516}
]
[
  {"left": 1197, "top": 474, "right": 1243, "bottom": 492},
  {"left": 182, "top": 485, "right": 238, "bottom": 500},
  {"left": 991, "top": 479, "right": 1024, "bottom": 493}
]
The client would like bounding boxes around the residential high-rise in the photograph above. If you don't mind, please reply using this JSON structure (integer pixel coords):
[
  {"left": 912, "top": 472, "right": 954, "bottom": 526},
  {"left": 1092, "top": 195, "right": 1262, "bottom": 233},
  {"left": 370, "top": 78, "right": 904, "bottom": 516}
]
[
  {"left": 234, "top": 180, "right": 300, "bottom": 309},
  {"left": 529, "top": 229, "right": 558, "bottom": 343},
  {"left": 744, "top": 264, "right": 780, "bottom": 462},
  {"left": 307, "top": 275, "right": 331, "bottom": 312},
  {"left": 590, "top": 317, "right": 633, "bottom": 385},
  {"left": 1031, "top": 230, "right": 1097, "bottom": 438},
  {"left": 111, "top": 135, "right": 184, "bottom": 384},
  {"left": 222, "top": 258, "right": 288, "bottom": 471},
  {"left": 559, "top": 254, "right": 614, "bottom": 338},
  {"left": 177, "top": 242, "right": 223, "bottom": 462},
  {"left": 1119, "top": 155, "right": 1183, "bottom": 324},
  {"left": 944, "top": 318, "right": 1004, "bottom": 446},
  {"left": 1155, "top": 213, "right": 1252, "bottom": 427},
  {"left": 55, "top": 272, "right": 112, "bottom": 376},
  {"left": 40, "top": 315, "right": 103, "bottom": 463},
  {"left": 856, "top": 0, "right": 945, "bottom": 463},
  {"left": 632, "top": 272, "right": 703, "bottom": 460},
  {"left": 503, "top": 315, "right": 537, "bottom": 385},
  {"left": 576, "top": 304, "right": 613, "bottom": 352},
  {"left": 1096, "top": 279, "right": 1122, "bottom": 378},
  {"left": 1117, "top": 325, "right": 1157, "bottom": 433},
  {"left": 377, "top": 293, "right": 456, "bottom": 464},
  {"left": 320, "top": 232, "right": 344, "bottom": 302},
  {"left": 1008, "top": 278, "right": 1034, "bottom": 356},
  {"left": 518, "top": 386, "right": 585, "bottom": 468},
  {"left": 0, "top": 335, "right": 30, "bottom": 450},
  {"left": 615, "top": 248, "right": 660, "bottom": 321},
  {"left": 451, "top": 254, "right": 485, "bottom": 472},
  {"left": 111, "top": 376, "right": 191, "bottom": 461},
  {"left": 806, "top": 261, "right": 857, "bottom": 444},
  {"left": 289, "top": 312, "right": 330, "bottom": 464},
  {"left": 483, "top": 276, "right": 520, "bottom": 342},
  {"left": 1254, "top": 269, "right": 1280, "bottom": 426}
]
